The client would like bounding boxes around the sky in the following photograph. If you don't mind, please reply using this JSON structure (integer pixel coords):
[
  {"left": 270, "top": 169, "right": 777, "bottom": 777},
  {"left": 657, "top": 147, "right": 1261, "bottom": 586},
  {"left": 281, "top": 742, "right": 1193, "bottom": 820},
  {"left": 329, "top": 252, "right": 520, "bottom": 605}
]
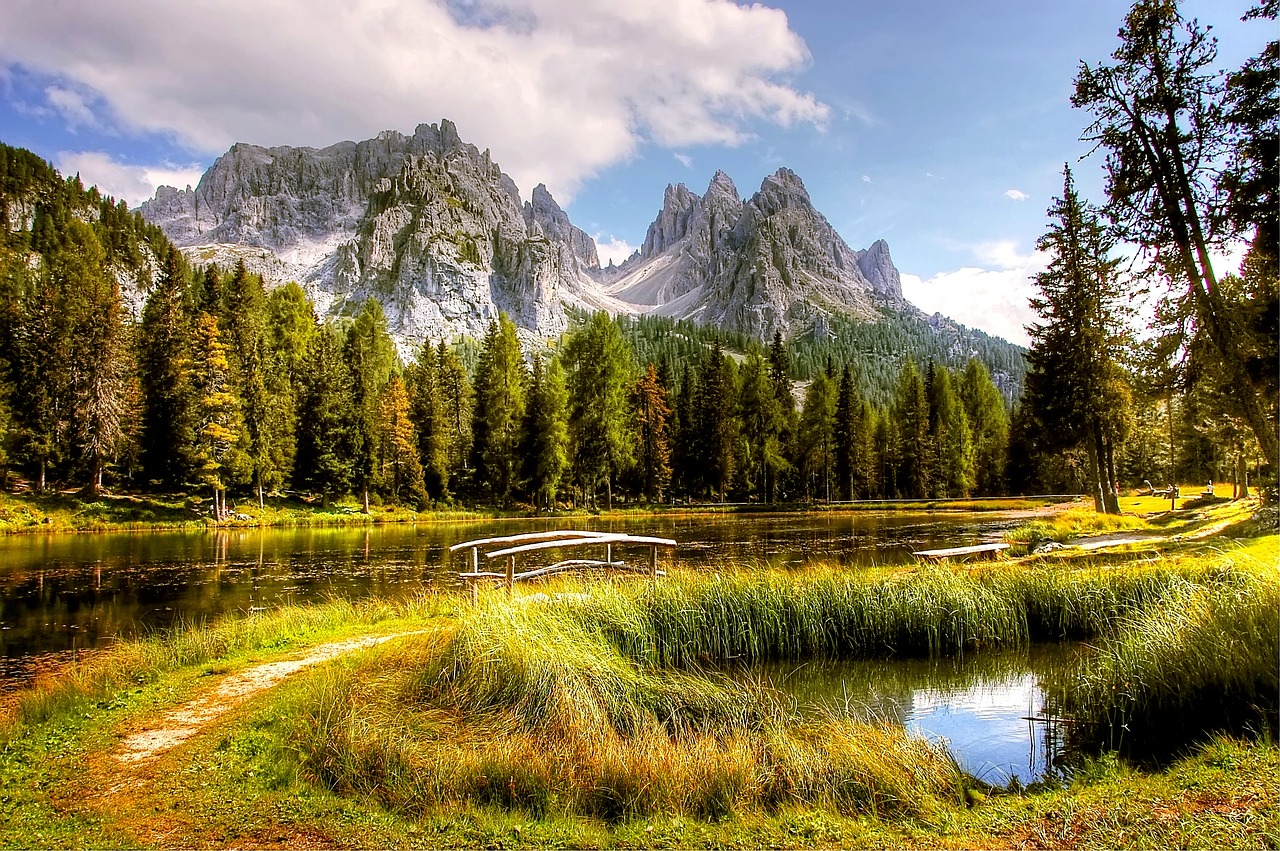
[{"left": 0, "top": 0, "right": 1269, "bottom": 347}]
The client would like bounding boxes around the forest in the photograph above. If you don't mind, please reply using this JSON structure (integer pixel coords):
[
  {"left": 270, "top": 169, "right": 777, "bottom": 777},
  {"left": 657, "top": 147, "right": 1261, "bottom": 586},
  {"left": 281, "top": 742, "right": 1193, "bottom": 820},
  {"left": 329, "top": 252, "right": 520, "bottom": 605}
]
[{"left": 0, "top": 0, "right": 1273, "bottom": 516}]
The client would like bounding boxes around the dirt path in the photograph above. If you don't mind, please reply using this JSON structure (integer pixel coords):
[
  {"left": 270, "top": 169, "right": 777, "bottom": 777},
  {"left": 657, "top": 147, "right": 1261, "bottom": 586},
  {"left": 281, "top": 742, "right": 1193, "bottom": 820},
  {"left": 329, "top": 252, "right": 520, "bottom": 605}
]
[{"left": 113, "top": 631, "right": 422, "bottom": 766}]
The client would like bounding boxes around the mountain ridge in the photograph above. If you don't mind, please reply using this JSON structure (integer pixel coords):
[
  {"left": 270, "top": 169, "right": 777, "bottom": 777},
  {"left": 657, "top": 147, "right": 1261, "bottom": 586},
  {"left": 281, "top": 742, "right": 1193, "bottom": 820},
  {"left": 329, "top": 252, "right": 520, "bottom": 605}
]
[{"left": 138, "top": 120, "right": 1012, "bottom": 362}]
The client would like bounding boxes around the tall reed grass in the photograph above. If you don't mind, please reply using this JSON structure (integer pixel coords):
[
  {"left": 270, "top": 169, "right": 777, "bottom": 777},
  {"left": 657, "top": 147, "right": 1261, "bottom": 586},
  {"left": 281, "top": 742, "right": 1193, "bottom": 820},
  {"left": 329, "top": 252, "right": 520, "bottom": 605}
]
[{"left": 1051, "top": 573, "right": 1279, "bottom": 758}]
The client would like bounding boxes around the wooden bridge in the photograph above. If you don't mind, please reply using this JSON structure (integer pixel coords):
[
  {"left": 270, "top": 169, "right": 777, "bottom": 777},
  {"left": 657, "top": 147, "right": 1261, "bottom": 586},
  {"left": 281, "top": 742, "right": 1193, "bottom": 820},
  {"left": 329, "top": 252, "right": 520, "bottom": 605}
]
[{"left": 450, "top": 530, "right": 677, "bottom": 600}]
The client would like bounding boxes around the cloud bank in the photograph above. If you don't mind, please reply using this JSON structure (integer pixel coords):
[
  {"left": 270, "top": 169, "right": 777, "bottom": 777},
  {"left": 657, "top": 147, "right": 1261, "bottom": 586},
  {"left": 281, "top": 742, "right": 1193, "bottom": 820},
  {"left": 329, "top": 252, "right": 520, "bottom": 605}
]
[{"left": 0, "top": 0, "right": 828, "bottom": 202}]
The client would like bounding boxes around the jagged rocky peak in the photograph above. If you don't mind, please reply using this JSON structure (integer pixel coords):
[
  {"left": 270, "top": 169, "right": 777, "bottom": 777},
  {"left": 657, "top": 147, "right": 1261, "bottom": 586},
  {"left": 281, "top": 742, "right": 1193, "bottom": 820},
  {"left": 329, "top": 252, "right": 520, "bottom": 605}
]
[
  {"left": 524, "top": 183, "right": 599, "bottom": 269},
  {"left": 856, "top": 238, "right": 904, "bottom": 301},
  {"left": 641, "top": 182, "right": 701, "bottom": 258}
]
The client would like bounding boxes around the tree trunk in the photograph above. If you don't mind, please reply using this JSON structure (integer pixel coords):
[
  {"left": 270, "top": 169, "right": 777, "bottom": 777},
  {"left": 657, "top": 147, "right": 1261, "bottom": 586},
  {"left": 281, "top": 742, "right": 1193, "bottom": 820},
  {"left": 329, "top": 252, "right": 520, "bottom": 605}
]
[
  {"left": 38, "top": 459, "right": 46, "bottom": 493},
  {"left": 1095, "top": 423, "right": 1120, "bottom": 514},
  {"left": 362, "top": 488, "right": 370, "bottom": 514},
  {"left": 1236, "top": 454, "right": 1250, "bottom": 499},
  {"left": 1084, "top": 435, "right": 1106, "bottom": 513}
]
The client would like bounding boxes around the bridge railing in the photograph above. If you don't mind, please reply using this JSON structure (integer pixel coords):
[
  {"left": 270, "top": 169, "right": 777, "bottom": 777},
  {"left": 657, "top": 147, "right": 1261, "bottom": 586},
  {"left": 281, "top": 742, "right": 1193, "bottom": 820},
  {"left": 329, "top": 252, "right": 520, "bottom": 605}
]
[{"left": 449, "top": 530, "right": 676, "bottom": 600}]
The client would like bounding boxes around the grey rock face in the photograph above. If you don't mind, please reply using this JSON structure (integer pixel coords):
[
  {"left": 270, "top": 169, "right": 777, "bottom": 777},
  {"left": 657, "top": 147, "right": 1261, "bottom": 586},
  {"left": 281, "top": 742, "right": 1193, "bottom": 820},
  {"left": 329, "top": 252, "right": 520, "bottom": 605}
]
[
  {"left": 140, "top": 120, "right": 919, "bottom": 348},
  {"left": 140, "top": 120, "right": 594, "bottom": 348},
  {"left": 610, "top": 167, "right": 901, "bottom": 340}
]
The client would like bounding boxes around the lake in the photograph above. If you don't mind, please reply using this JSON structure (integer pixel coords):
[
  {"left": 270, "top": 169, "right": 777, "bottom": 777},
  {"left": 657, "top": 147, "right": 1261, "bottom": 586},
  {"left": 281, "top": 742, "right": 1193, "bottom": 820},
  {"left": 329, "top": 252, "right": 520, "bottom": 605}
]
[{"left": 0, "top": 510, "right": 1024, "bottom": 683}]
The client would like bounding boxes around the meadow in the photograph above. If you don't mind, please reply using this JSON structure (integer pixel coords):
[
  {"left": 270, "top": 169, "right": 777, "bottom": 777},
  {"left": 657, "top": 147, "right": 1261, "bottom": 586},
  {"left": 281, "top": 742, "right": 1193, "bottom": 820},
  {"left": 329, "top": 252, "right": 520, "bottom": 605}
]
[{"left": 0, "top": 497, "right": 1275, "bottom": 849}]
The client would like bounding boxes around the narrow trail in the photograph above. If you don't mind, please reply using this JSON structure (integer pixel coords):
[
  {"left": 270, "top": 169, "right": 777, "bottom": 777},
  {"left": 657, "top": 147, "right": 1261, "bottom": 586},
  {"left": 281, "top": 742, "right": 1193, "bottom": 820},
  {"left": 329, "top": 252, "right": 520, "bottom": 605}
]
[{"left": 113, "top": 631, "right": 423, "bottom": 767}]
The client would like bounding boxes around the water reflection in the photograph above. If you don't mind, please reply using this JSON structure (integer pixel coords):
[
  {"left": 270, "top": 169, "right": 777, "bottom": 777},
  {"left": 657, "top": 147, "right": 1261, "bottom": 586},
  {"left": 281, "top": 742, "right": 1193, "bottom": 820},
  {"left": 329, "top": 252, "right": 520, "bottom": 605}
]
[
  {"left": 0, "top": 510, "right": 1022, "bottom": 685},
  {"left": 754, "top": 645, "right": 1082, "bottom": 785}
]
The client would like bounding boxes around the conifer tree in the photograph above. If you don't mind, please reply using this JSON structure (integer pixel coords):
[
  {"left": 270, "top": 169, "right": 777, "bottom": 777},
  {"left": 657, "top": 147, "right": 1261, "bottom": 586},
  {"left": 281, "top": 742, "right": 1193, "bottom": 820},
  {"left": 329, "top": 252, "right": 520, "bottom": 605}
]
[
  {"left": 139, "top": 248, "right": 197, "bottom": 489},
  {"left": 959, "top": 359, "right": 1010, "bottom": 495},
  {"left": 798, "top": 370, "right": 836, "bottom": 501},
  {"left": 1023, "top": 167, "right": 1130, "bottom": 513},
  {"left": 436, "top": 340, "right": 473, "bottom": 493},
  {"left": 344, "top": 299, "right": 397, "bottom": 512},
  {"left": 563, "top": 312, "right": 634, "bottom": 508},
  {"left": 295, "top": 327, "right": 357, "bottom": 506},
  {"left": 189, "top": 313, "right": 243, "bottom": 519},
  {"left": 631, "top": 363, "right": 672, "bottom": 503},
  {"left": 694, "top": 340, "right": 737, "bottom": 501},
  {"left": 928, "top": 366, "right": 975, "bottom": 498},
  {"left": 470, "top": 314, "right": 527, "bottom": 504},
  {"left": 834, "top": 365, "right": 872, "bottom": 500},
  {"left": 767, "top": 330, "right": 798, "bottom": 500},
  {"left": 520, "top": 354, "right": 570, "bottom": 509},
  {"left": 374, "top": 374, "right": 427, "bottom": 507},
  {"left": 895, "top": 359, "right": 931, "bottom": 499}
]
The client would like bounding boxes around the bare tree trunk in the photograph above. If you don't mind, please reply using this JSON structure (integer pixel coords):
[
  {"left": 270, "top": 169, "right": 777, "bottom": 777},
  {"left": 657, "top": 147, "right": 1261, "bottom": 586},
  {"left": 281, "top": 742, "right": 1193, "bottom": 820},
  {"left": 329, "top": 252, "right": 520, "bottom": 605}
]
[{"left": 1084, "top": 435, "right": 1106, "bottom": 513}]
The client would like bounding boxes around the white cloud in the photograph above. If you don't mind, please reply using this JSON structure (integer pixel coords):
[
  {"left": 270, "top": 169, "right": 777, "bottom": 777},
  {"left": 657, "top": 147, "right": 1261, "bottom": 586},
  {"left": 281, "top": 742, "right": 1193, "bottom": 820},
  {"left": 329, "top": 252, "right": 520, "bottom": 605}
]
[
  {"left": 673, "top": 152, "right": 694, "bottom": 169},
  {"left": 0, "top": 0, "right": 828, "bottom": 202},
  {"left": 901, "top": 240, "right": 1049, "bottom": 347},
  {"left": 44, "top": 85, "right": 99, "bottom": 130},
  {"left": 594, "top": 234, "right": 637, "bottom": 267},
  {"left": 861, "top": 174, "right": 871, "bottom": 183},
  {"left": 55, "top": 151, "right": 205, "bottom": 207},
  {"left": 902, "top": 268, "right": 1039, "bottom": 348},
  {"left": 1004, "top": 189, "right": 1029, "bottom": 201}
]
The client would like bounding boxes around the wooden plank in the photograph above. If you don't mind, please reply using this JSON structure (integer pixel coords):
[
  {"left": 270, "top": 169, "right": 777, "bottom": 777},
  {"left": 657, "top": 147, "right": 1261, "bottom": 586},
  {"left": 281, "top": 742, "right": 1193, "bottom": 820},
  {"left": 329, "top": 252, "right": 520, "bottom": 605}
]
[
  {"left": 486, "top": 533, "right": 677, "bottom": 559},
  {"left": 912, "top": 543, "right": 1009, "bottom": 560},
  {"left": 448, "top": 530, "right": 613, "bottom": 553}
]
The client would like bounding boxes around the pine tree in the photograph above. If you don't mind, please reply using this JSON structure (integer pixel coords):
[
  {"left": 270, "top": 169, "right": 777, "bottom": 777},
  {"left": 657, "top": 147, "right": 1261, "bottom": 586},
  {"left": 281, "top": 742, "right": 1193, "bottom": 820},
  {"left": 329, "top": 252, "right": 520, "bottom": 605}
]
[
  {"left": 694, "top": 340, "right": 737, "bottom": 501},
  {"left": 834, "top": 365, "right": 872, "bottom": 500},
  {"left": 798, "top": 371, "right": 836, "bottom": 501},
  {"left": 959, "top": 359, "right": 1010, "bottom": 495},
  {"left": 563, "top": 312, "right": 634, "bottom": 508},
  {"left": 139, "top": 248, "right": 196, "bottom": 489},
  {"left": 767, "top": 330, "right": 798, "bottom": 501},
  {"left": 295, "top": 328, "right": 357, "bottom": 506},
  {"left": 1023, "top": 166, "right": 1130, "bottom": 513},
  {"left": 189, "top": 313, "right": 243, "bottom": 519},
  {"left": 895, "top": 359, "right": 931, "bottom": 499},
  {"left": 470, "top": 314, "right": 527, "bottom": 504},
  {"left": 737, "top": 354, "right": 779, "bottom": 502},
  {"left": 436, "top": 340, "right": 473, "bottom": 494},
  {"left": 344, "top": 299, "right": 397, "bottom": 512},
  {"left": 631, "top": 363, "right": 672, "bottom": 503},
  {"left": 928, "top": 367, "right": 975, "bottom": 498},
  {"left": 520, "top": 354, "right": 570, "bottom": 509}
]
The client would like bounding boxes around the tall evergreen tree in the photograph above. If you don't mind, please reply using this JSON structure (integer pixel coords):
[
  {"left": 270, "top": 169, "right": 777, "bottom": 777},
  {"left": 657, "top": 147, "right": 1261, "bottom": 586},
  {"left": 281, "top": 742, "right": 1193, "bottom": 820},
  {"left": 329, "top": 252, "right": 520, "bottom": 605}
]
[
  {"left": 631, "top": 363, "right": 672, "bottom": 503},
  {"left": 470, "top": 314, "right": 527, "bottom": 504},
  {"left": 694, "top": 340, "right": 737, "bottom": 501},
  {"left": 344, "top": 299, "right": 397, "bottom": 512},
  {"left": 738, "top": 354, "right": 782, "bottom": 502},
  {"left": 959, "top": 359, "right": 1010, "bottom": 495},
  {"left": 295, "top": 328, "right": 357, "bottom": 506},
  {"left": 894, "top": 359, "right": 931, "bottom": 499},
  {"left": 189, "top": 313, "right": 244, "bottom": 519},
  {"left": 798, "top": 370, "right": 836, "bottom": 501},
  {"left": 928, "top": 367, "right": 975, "bottom": 498},
  {"left": 436, "top": 340, "right": 473, "bottom": 494},
  {"left": 1023, "top": 167, "right": 1131, "bottom": 513},
  {"left": 374, "top": 374, "right": 428, "bottom": 507},
  {"left": 767, "top": 330, "right": 798, "bottom": 500},
  {"left": 834, "top": 365, "right": 872, "bottom": 500},
  {"left": 139, "top": 248, "right": 196, "bottom": 489},
  {"left": 563, "top": 312, "right": 634, "bottom": 508},
  {"left": 520, "top": 354, "right": 570, "bottom": 509}
]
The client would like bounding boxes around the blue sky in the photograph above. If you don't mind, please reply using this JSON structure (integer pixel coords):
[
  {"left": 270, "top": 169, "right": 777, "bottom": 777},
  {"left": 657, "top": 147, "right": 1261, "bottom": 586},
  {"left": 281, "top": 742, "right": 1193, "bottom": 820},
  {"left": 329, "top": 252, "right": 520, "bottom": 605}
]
[{"left": 0, "top": 0, "right": 1268, "bottom": 345}]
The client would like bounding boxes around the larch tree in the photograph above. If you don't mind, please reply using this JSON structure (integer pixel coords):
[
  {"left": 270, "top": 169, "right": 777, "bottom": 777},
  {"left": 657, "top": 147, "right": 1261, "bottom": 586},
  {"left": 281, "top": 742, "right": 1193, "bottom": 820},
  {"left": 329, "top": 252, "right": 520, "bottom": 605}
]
[
  {"left": 189, "top": 313, "right": 244, "bottom": 520},
  {"left": 295, "top": 327, "right": 357, "bottom": 507},
  {"left": 435, "top": 340, "right": 473, "bottom": 494},
  {"left": 798, "top": 370, "right": 836, "bottom": 502},
  {"left": 374, "top": 374, "right": 428, "bottom": 507},
  {"left": 631, "top": 363, "right": 672, "bottom": 503},
  {"left": 894, "top": 360, "right": 931, "bottom": 499},
  {"left": 138, "top": 248, "right": 196, "bottom": 489},
  {"left": 959, "top": 359, "right": 1010, "bottom": 495},
  {"left": 694, "top": 340, "right": 737, "bottom": 501}
]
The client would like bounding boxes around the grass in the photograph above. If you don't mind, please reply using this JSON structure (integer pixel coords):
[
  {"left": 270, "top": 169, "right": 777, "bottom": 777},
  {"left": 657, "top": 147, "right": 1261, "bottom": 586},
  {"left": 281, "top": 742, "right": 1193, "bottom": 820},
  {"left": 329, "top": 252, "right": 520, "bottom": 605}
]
[{"left": 0, "top": 501, "right": 1274, "bottom": 847}]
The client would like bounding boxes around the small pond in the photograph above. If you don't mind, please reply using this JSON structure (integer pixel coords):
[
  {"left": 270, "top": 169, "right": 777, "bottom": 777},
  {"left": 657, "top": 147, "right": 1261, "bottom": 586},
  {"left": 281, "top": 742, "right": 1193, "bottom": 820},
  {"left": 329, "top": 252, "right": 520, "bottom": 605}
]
[{"left": 754, "top": 643, "right": 1083, "bottom": 785}]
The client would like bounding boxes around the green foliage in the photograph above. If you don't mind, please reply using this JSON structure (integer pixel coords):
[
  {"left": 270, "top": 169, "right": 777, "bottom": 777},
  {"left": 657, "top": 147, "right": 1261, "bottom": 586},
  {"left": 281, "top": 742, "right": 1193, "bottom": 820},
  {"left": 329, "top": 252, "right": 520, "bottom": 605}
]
[
  {"left": 470, "top": 314, "right": 527, "bottom": 503},
  {"left": 562, "top": 311, "right": 635, "bottom": 507}
]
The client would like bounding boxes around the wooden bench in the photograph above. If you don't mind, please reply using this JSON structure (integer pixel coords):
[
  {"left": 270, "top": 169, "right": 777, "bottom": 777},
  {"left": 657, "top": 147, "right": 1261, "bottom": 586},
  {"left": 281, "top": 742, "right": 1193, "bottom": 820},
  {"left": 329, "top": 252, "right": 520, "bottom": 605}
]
[
  {"left": 912, "top": 543, "right": 1009, "bottom": 562},
  {"left": 451, "top": 531, "right": 676, "bottom": 601}
]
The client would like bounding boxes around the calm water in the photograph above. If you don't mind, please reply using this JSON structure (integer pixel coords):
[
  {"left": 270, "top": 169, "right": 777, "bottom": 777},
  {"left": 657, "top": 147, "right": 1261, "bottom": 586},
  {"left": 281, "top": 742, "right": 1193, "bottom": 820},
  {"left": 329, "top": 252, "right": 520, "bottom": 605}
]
[
  {"left": 755, "top": 645, "right": 1083, "bottom": 785},
  {"left": 0, "top": 510, "right": 1021, "bottom": 683}
]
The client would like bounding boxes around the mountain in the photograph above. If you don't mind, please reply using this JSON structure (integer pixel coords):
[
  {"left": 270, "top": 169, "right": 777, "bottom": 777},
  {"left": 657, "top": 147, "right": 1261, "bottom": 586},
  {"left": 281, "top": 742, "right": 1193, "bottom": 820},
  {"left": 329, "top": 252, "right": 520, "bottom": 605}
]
[
  {"left": 602, "top": 167, "right": 912, "bottom": 340},
  {"left": 139, "top": 120, "right": 1007, "bottom": 359}
]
